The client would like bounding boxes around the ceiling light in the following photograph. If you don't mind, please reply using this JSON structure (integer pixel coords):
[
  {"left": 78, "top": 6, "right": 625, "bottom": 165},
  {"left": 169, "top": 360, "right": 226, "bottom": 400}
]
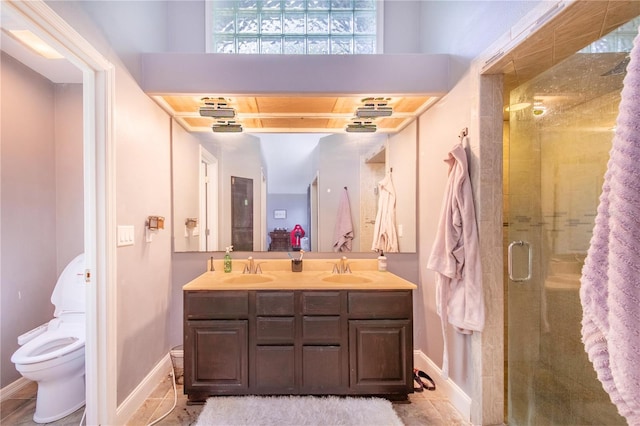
[
  {"left": 199, "top": 97, "right": 236, "bottom": 118},
  {"left": 212, "top": 120, "right": 243, "bottom": 133},
  {"left": 4, "top": 29, "right": 64, "bottom": 59},
  {"left": 532, "top": 101, "right": 547, "bottom": 117}
]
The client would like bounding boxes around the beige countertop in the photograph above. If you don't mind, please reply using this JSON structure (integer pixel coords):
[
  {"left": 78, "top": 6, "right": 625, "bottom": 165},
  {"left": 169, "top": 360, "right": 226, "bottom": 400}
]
[{"left": 183, "top": 258, "right": 418, "bottom": 291}]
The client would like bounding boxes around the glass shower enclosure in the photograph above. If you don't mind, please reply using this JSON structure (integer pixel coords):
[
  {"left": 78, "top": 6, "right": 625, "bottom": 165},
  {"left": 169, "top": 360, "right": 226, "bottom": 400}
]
[{"left": 506, "top": 17, "right": 639, "bottom": 425}]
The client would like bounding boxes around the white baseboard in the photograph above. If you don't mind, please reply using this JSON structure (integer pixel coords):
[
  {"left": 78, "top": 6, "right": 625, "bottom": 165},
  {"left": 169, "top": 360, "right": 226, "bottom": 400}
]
[
  {"left": 116, "top": 353, "right": 172, "bottom": 425},
  {"left": 0, "top": 377, "right": 33, "bottom": 402},
  {"left": 413, "top": 350, "right": 471, "bottom": 422}
]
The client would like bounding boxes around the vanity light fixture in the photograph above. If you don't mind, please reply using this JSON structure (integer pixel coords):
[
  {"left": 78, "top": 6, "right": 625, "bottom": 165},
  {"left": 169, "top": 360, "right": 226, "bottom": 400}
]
[
  {"left": 346, "top": 120, "right": 377, "bottom": 133},
  {"left": 355, "top": 97, "right": 393, "bottom": 118},
  {"left": 199, "top": 97, "right": 236, "bottom": 118},
  {"left": 212, "top": 120, "right": 243, "bottom": 133}
]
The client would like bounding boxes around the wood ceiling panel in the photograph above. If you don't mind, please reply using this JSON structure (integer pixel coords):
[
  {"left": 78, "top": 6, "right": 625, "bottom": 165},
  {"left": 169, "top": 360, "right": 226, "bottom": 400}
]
[
  {"left": 392, "top": 97, "right": 432, "bottom": 113},
  {"left": 333, "top": 97, "right": 363, "bottom": 114},
  {"left": 327, "top": 117, "right": 352, "bottom": 129},
  {"left": 163, "top": 95, "right": 201, "bottom": 113},
  {"left": 256, "top": 97, "right": 339, "bottom": 113},
  {"left": 234, "top": 97, "right": 259, "bottom": 113},
  {"left": 183, "top": 117, "right": 215, "bottom": 127},
  {"left": 158, "top": 93, "right": 438, "bottom": 133},
  {"left": 259, "top": 117, "right": 332, "bottom": 128},
  {"left": 240, "top": 118, "right": 263, "bottom": 128},
  {"left": 376, "top": 117, "right": 408, "bottom": 129}
]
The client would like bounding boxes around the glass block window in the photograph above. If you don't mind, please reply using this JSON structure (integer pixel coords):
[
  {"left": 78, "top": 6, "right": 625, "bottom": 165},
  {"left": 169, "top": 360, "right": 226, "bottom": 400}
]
[
  {"left": 208, "top": 0, "right": 377, "bottom": 54},
  {"left": 579, "top": 16, "right": 640, "bottom": 54}
]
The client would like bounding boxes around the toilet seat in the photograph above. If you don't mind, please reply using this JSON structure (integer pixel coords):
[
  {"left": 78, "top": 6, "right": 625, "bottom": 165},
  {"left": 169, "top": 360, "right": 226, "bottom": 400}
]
[
  {"left": 11, "top": 254, "right": 87, "bottom": 424},
  {"left": 11, "top": 322, "right": 85, "bottom": 365}
]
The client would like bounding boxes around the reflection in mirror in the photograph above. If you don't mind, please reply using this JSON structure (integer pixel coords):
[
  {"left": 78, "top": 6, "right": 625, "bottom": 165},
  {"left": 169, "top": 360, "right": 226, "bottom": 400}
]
[{"left": 172, "top": 120, "right": 417, "bottom": 253}]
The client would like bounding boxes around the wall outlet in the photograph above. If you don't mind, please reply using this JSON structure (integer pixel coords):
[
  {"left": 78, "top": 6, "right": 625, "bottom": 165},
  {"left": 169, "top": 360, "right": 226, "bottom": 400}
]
[{"left": 117, "top": 225, "right": 135, "bottom": 246}]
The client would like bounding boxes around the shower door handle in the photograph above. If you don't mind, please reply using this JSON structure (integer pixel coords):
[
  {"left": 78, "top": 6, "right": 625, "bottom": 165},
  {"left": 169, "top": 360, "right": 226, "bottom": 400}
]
[{"left": 508, "top": 240, "right": 532, "bottom": 282}]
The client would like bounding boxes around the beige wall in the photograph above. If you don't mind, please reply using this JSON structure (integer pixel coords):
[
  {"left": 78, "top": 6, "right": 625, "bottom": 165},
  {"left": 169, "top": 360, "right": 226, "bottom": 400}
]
[
  {"left": 54, "top": 83, "right": 85, "bottom": 271},
  {"left": 171, "top": 121, "right": 202, "bottom": 252},
  {"left": 417, "top": 69, "right": 477, "bottom": 391},
  {"left": 112, "top": 62, "right": 173, "bottom": 404},
  {"left": 388, "top": 121, "right": 418, "bottom": 253}
]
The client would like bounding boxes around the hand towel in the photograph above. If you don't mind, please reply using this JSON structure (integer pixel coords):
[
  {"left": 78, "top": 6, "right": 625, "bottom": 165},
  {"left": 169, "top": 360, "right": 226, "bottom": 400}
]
[
  {"left": 333, "top": 188, "right": 354, "bottom": 252},
  {"left": 580, "top": 25, "right": 640, "bottom": 425}
]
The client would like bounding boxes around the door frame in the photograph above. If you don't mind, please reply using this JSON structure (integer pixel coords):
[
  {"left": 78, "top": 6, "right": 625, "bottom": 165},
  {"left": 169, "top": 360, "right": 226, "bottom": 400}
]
[
  {"left": 199, "top": 146, "right": 218, "bottom": 251},
  {"left": 4, "top": 1, "right": 117, "bottom": 424}
]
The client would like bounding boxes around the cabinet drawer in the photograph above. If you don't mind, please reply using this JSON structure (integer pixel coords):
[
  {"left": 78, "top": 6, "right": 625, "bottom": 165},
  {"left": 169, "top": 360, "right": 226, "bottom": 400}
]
[
  {"left": 302, "top": 316, "right": 342, "bottom": 344},
  {"left": 256, "top": 292, "right": 295, "bottom": 316},
  {"left": 348, "top": 291, "right": 412, "bottom": 318},
  {"left": 185, "top": 291, "right": 249, "bottom": 319},
  {"left": 256, "top": 317, "right": 295, "bottom": 343},
  {"left": 302, "top": 292, "right": 341, "bottom": 315}
]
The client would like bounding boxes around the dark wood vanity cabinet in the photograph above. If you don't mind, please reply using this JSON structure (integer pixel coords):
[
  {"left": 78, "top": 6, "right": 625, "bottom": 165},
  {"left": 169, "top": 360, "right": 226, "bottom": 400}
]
[{"left": 184, "top": 289, "right": 413, "bottom": 402}]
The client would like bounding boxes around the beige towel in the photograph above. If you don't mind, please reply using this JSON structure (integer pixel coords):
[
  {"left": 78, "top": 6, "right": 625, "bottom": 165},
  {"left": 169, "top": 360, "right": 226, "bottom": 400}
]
[
  {"left": 371, "top": 171, "right": 399, "bottom": 253},
  {"left": 333, "top": 188, "right": 354, "bottom": 252}
]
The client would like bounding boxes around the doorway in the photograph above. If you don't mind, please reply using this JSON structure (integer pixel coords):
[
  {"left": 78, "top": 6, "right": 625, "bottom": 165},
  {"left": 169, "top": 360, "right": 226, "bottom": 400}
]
[
  {"left": 231, "top": 176, "right": 254, "bottom": 251},
  {"left": 0, "top": 2, "right": 117, "bottom": 424},
  {"left": 505, "top": 17, "right": 639, "bottom": 425},
  {"left": 199, "top": 147, "right": 218, "bottom": 251}
]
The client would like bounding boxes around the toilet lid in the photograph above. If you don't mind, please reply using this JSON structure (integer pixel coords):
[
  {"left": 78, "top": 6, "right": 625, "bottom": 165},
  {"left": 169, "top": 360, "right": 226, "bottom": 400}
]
[{"left": 51, "top": 254, "right": 86, "bottom": 316}]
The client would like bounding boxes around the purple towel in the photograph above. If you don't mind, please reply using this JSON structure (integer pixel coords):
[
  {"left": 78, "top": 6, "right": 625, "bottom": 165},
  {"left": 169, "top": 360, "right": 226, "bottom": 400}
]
[{"left": 580, "top": 26, "right": 640, "bottom": 425}]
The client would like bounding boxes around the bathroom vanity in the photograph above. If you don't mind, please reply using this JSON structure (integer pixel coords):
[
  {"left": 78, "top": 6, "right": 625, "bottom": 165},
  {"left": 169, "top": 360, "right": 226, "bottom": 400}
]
[{"left": 182, "top": 259, "right": 417, "bottom": 403}]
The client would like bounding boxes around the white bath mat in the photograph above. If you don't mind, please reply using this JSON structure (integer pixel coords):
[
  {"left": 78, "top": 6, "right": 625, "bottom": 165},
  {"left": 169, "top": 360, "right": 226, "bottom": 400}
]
[{"left": 194, "top": 395, "right": 404, "bottom": 426}]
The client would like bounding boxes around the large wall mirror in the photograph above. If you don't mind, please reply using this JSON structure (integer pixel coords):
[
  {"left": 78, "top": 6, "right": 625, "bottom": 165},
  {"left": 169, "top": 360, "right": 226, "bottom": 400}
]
[{"left": 172, "top": 121, "right": 417, "bottom": 253}]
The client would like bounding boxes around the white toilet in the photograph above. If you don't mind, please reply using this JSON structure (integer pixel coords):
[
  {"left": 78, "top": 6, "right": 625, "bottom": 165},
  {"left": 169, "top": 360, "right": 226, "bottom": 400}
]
[{"left": 11, "top": 254, "right": 86, "bottom": 424}]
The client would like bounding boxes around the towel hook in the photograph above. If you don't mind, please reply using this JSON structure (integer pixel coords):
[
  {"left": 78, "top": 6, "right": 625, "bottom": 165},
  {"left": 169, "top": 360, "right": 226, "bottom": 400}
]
[{"left": 459, "top": 127, "right": 468, "bottom": 140}]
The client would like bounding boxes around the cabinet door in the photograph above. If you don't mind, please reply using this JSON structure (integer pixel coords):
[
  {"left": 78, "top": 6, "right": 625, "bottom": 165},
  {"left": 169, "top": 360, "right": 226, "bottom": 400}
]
[
  {"left": 185, "top": 320, "right": 248, "bottom": 394},
  {"left": 255, "top": 346, "right": 295, "bottom": 392},
  {"left": 301, "top": 345, "right": 345, "bottom": 393},
  {"left": 348, "top": 319, "right": 412, "bottom": 393}
]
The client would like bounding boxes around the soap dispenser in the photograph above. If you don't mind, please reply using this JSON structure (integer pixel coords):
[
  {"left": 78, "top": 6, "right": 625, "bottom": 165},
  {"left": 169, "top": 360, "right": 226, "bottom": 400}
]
[
  {"left": 224, "top": 246, "right": 233, "bottom": 273},
  {"left": 377, "top": 251, "right": 387, "bottom": 272}
]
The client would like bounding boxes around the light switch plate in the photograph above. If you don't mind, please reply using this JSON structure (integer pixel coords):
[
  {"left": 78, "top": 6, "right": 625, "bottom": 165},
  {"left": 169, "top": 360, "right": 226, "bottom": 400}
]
[{"left": 117, "top": 225, "right": 134, "bottom": 247}]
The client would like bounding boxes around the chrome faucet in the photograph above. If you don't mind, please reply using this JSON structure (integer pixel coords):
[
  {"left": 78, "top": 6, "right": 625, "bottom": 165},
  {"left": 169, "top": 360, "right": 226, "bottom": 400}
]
[
  {"left": 332, "top": 256, "right": 351, "bottom": 274},
  {"left": 243, "top": 256, "right": 262, "bottom": 274}
]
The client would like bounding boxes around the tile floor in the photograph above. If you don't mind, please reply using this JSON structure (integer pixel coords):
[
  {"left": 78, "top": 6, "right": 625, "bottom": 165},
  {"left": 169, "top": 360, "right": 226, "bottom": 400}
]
[{"left": 1, "top": 376, "right": 469, "bottom": 426}]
